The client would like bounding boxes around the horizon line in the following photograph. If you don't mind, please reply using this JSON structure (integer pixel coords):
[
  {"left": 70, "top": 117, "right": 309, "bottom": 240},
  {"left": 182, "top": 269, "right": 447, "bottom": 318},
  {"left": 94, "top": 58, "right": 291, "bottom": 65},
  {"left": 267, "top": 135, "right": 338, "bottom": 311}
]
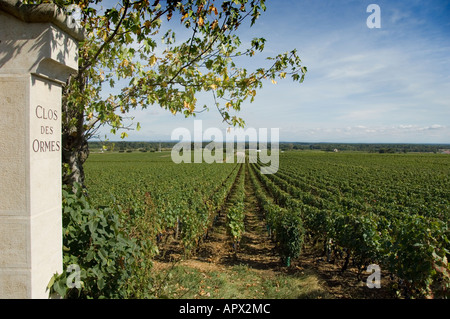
[{"left": 88, "top": 140, "right": 450, "bottom": 145}]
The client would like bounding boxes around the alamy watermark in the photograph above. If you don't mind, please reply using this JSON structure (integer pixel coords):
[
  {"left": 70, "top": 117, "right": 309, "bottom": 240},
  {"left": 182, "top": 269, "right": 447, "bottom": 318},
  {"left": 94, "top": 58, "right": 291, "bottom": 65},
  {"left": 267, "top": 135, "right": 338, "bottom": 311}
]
[
  {"left": 367, "top": 4, "right": 381, "bottom": 29},
  {"left": 66, "top": 4, "right": 82, "bottom": 29},
  {"left": 171, "top": 120, "right": 279, "bottom": 174},
  {"left": 66, "top": 264, "right": 82, "bottom": 289},
  {"left": 366, "top": 264, "right": 381, "bottom": 289}
]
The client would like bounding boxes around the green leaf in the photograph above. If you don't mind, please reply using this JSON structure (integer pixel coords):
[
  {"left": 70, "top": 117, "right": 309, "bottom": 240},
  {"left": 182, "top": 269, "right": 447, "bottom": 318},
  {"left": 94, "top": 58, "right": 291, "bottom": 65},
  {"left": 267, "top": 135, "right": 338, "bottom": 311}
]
[{"left": 97, "top": 277, "right": 105, "bottom": 290}]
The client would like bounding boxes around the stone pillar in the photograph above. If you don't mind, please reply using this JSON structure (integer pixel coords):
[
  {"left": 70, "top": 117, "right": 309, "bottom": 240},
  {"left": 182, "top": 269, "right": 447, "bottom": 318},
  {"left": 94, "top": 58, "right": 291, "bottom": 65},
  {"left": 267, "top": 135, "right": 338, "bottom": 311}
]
[{"left": 0, "top": 0, "right": 83, "bottom": 298}]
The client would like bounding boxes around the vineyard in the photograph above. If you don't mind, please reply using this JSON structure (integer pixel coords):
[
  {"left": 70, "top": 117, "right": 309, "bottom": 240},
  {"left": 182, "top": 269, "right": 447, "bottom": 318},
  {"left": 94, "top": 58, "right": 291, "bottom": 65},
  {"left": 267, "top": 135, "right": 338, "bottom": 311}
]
[{"left": 80, "top": 150, "right": 450, "bottom": 298}]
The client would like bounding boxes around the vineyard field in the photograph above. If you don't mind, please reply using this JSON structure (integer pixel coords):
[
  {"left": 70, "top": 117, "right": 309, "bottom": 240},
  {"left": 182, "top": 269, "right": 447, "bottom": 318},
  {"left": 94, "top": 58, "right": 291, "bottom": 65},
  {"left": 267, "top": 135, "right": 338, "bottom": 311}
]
[{"left": 84, "top": 150, "right": 450, "bottom": 298}]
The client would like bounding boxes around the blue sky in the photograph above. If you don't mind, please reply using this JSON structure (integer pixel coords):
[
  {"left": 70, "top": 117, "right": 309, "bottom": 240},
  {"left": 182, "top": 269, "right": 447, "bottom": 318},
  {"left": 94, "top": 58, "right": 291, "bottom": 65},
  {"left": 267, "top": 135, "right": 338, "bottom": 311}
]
[{"left": 98, "top": 0, "right": 450, "bottom": 143}]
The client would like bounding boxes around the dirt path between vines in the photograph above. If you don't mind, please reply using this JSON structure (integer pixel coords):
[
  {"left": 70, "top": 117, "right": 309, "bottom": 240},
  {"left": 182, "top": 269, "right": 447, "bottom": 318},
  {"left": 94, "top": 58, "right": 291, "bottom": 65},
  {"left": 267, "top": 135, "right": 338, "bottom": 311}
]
[{"left": 153, "top": 166, "right": 395, "bottom": 299}]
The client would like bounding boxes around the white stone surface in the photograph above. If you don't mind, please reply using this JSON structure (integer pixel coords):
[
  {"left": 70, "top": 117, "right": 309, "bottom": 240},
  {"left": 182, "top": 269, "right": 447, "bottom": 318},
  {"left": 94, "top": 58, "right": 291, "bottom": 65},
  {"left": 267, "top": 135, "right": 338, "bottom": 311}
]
[
  {"left": 0, "top": 2, "right": 81, "bottom": 299},
  {"left": 0, "top": 10, "right": 79, "bottom": 82}
]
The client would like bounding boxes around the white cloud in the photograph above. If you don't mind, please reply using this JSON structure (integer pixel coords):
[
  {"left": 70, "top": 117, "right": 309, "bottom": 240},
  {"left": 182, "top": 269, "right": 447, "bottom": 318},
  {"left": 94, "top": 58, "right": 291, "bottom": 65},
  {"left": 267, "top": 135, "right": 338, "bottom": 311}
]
[{"left": 280, "top": 124, "right": 450, "bottom": 143}]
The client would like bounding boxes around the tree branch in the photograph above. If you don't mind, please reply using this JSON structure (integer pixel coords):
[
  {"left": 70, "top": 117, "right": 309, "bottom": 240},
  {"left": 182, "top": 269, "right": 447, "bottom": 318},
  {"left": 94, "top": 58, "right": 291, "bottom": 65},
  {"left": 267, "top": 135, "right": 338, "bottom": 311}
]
[{"left": 79, "top": 0, "right": 131, "bottom": 74}]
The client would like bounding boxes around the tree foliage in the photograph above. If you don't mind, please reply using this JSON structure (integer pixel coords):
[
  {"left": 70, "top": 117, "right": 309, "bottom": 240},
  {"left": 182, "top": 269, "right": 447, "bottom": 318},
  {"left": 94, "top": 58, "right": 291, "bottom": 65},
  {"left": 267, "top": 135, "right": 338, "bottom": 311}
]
[
  {"left": 48, "top": 182, "right": 153, "bottom": 298},
  {"left": 25, "top": 0, "right": 306, "bottom": 185}
]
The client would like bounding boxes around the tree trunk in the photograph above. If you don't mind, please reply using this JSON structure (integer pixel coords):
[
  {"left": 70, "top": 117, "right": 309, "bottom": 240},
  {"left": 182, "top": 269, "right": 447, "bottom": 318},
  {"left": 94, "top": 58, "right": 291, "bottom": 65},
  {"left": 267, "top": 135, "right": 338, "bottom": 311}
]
[
  {"left": 62, "top": 131, "right": 89, "bottom": 188},
  {"left": 61, "top": 73, "right": 89, "bottom": 189}
]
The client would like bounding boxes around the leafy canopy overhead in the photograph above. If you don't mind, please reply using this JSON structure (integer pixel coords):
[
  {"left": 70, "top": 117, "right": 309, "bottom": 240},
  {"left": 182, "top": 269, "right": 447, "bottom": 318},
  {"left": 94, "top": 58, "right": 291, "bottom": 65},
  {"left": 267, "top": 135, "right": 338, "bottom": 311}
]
[{"left": 27, "top": 0, "right": 307, "bottom": 139}]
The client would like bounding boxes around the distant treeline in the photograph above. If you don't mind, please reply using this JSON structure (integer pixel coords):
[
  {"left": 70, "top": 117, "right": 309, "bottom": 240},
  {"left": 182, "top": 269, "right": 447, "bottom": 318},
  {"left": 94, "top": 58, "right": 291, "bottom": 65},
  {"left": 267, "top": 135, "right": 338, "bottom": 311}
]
[
  {"left": 89, "top": 141, "right": 175, "bottom": 152},
  {"left": 280, "top": 142, "right": 450, "bottom": 153},
  {"left": 88, "top": 141, "right": 450, "bottom": 153}
]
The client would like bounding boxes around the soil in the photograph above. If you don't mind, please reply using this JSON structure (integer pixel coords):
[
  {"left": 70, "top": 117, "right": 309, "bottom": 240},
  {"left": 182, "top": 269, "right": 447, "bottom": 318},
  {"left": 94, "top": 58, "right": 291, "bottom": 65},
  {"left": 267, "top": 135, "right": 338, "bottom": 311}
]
[{"left": 153, "top": 167, "right": 397, "bottom": 299}]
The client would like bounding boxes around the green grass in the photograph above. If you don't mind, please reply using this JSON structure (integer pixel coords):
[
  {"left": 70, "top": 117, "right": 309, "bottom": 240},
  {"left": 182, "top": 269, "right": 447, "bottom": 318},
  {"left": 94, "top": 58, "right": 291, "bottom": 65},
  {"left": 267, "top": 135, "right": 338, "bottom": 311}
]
[{"left": 152, "top": 263, "right": 330, "bottom": 299}]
